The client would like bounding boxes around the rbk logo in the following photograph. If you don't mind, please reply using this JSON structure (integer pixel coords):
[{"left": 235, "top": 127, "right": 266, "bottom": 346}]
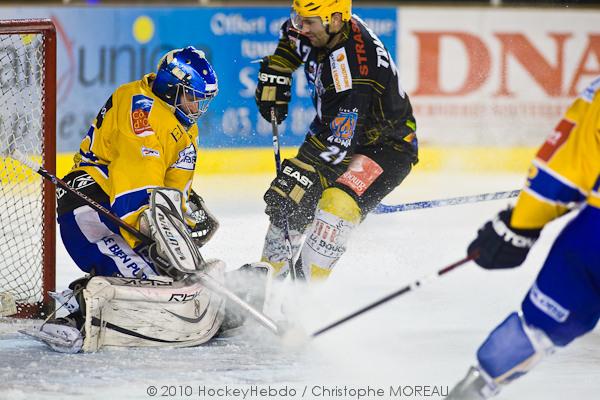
[{"left": 165, "top": 300, "right": 210, "bottom": 323}]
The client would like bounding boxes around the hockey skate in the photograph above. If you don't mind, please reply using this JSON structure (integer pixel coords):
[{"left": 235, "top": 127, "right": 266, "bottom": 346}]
[
  {"left": 21, "top": 277, "right": 88, "bottom": 353},
  {"left": 445, "top": 366, "right": 500, "bottom": 400},
  {"left": 20, "top": 315, "right": 84, "bottom": 354}
]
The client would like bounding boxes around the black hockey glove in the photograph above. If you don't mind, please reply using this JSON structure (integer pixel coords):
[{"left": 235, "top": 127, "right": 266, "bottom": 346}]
[
  {"left": 264, "top": 158, "right": 322, "bottom": 230},
  {"left": 255, "top": 58, "right": 292, "bottom": 124},
  {"left": 186, "top": 190, "right": 219, "bottom": 248},
  {"left": 468, "top": 208, "right": 541, "bottom": 269}
]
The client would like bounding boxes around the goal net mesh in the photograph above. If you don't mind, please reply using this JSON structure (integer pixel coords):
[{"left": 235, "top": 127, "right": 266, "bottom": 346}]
[{"left": 0, "top": 27, "right": 54, "bottom": 316}]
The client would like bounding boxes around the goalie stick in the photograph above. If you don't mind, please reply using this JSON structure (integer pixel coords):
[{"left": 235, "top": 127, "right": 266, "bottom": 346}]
[
  {"left": 10, "top": 150, "right": 287, "bottom": 337},
  {"left": 11, "top": 149, "right": 152, "bottom": 246},
  {"left": 373, "top": 189, "right": 520, "bottom": 214},
  {"left": 270, "top": 107, "right": 298, "bottom": 281}
]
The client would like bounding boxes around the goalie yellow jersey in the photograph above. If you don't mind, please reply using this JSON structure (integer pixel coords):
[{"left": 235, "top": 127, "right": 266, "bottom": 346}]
[
  {"left": 511, "top": 77, "right": 600, "bottom": 229},
  {"left": 71, "top": 73, "right": 200, "bottom": 247}
]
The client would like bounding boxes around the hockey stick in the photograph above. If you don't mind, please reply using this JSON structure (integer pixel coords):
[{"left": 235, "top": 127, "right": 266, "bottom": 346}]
[
  {"left": 311, "top": 255, "right": 474, "bottom": 338},
  {"left": 270, "top": 107, "right": 298, "bottom": 281},
  {"left": 11, "top": 149, "right": 153, "bottom": 245},
  {"left": 373, "top": 190, "right": 520, "bottom": 214},
  {"left": 10, "top": 150, "right": 287, "bottom": 337}
]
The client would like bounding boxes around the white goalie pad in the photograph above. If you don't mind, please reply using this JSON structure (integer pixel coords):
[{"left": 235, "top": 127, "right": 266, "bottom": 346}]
[
  {"left": 82, "top": 259, "right": 226, "bottom": 352},
  {"left": 140, "top": 187, "right": 204, "bottom": 276}
]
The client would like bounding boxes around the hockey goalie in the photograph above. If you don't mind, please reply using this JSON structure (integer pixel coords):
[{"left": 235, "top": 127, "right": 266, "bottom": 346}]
[
  {"left": 21, "top": 47, "right": 273, "bottom": 353},
  {"left": 24, "top": 187, "right": 272, "bottom": 353}
]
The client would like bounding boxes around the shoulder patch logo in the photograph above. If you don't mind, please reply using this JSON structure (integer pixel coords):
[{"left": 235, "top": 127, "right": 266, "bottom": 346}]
[
  {"left": 171, "top": 143, "right": 197, "bottom": 171},
  {"left": 330, "top": 48, "right": 352, "bottom": 93},
  {"left": 131, "top": 95, "right": 154, "bottom": 137},
  {"left": 141, "top": 146, "right": 160, "bottom": 158}
]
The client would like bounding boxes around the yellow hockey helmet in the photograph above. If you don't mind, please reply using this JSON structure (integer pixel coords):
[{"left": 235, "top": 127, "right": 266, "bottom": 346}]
[{"left": 291, "top": 0, "right": 352, "bottom": 26}]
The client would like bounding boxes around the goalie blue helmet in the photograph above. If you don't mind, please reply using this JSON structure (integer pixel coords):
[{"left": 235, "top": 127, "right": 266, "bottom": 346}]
[{"left": 153, "top": 46, "right": 218, "bottom": 127}]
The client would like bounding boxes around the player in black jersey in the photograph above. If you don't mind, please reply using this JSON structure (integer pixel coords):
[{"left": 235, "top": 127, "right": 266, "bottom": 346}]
[{"left": 256, "top": 0, "right": 418, "bottom": 281}]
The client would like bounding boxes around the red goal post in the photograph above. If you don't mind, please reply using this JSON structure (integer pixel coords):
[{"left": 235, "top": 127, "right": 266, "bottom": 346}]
[{"left": 0, "top": 19, "right": 56, "bottom": 318}]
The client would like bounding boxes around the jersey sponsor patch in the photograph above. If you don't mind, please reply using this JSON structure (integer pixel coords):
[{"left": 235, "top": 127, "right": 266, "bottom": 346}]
[
  {"left": 131, "top": 95, "right": 154, "bottom": 137},
  {"left": 336, "top": 154, "right": 383, "bottom": 196},
  {"left": 328, "top": 109, "right": 358, "bottom": 148},
  {"left": 351, "top": 20, "right": 369, "bottom": 77},
  {"left": 171, "top": 143, "right": 197, "bottom": 170},
  {"left": 529, "top": 283, "right": 570, "bottom": 323},
  {"left": 536, "top": 118, "right": 575, "bottom": 162},
  {"left": 306, "top": 219, "right": 344, "bottom": 259},
  {"left": 330, "top": 48, "right": 352, "bottom": 93},
  {"left": 141, "top": 146, "right": 160, "bottom": 158}
]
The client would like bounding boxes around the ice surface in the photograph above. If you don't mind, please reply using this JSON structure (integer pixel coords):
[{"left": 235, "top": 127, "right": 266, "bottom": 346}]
[{"left": 1, "top": 172, "right": 598, "bottom": 400}]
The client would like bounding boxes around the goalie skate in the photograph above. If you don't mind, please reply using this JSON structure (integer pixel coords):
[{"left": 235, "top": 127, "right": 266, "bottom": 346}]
[
  {"left": 48, "top": 289, "right": 80, "bottom": 314},
  {"left": 20, "top": 321, "right": 84, "bottom": 354}
]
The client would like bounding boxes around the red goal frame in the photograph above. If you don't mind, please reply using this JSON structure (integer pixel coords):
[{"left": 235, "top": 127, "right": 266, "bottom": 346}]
[{"left": 0, "top": 19, "right": 56, "bottom": 318}]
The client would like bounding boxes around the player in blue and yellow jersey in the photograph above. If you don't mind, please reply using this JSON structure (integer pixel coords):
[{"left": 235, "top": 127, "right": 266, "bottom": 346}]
[
  {"left": 29, "top": 48, "right": 275, "bottom": 353},
  {"left": 446, "top": 77, "right": 600, "bottom": 399},
  {"left": 57, "top": 46, "right": 219, "bottom": 279}
]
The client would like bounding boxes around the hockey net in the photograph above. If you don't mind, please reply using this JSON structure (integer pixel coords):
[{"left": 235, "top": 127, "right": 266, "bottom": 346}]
[{"left": 0, "top": 20, "right": 56, "bottom": 318}]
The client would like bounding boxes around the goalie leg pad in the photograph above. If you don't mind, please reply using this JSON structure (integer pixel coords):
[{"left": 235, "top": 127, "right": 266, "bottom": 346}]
[
  {"left": 476, "top": 312, "right": 555, "bottom": 384},
  {"left": 82, "top": 259, "right": 226, "bottom": 352}
]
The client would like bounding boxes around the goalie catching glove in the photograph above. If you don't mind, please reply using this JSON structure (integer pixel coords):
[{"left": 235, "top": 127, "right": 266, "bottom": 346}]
[
  {"left": 186, "top": 189, "right": 219, "bottom": 247},
  {"left": 468, "top": 208, "right": 541, "bottom": 269},
  {"left": 264, "top": 158, "right": 323, "bottom": 231},
  {"left": 140, "top": 187, "right": 204, "bottom": 278}
]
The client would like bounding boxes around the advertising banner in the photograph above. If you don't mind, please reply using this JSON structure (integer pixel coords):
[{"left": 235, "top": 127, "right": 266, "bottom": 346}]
[
  {"left": 398, "top": 7, "right": 600, "bottom": 146},
  {"left": 0, "top": 6, "right": 397, "bottom": 152}
]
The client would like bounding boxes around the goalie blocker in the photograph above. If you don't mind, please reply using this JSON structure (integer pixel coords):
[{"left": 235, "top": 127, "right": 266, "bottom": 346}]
[
  {"left": 22, "top": 261, "right": 273, "bottom": 353},
  {"left": 139, "top": 187, "right": 205, "bottom": 278}
]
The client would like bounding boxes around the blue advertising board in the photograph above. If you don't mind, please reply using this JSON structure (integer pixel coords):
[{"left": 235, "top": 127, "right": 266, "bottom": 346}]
[{"left": 1, "top": 6, "right": 396, "bottom": 151}]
